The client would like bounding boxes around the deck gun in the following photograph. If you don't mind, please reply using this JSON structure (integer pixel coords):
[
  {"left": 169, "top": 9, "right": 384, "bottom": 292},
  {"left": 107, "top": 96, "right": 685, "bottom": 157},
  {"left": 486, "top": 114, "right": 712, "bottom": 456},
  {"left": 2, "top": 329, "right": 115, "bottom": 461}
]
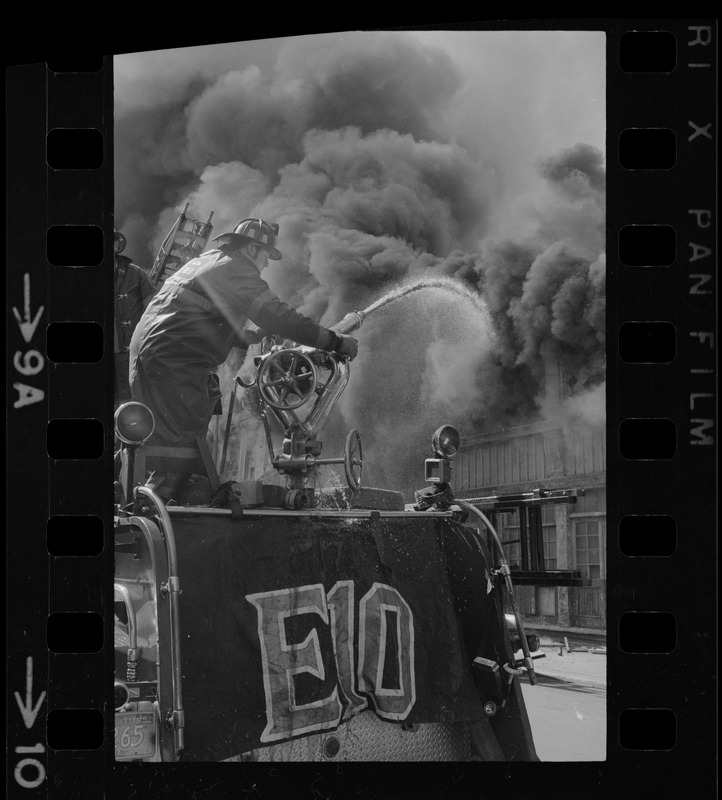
[{"left": 241, "top": 311, "right": 366, "bottom": 496}]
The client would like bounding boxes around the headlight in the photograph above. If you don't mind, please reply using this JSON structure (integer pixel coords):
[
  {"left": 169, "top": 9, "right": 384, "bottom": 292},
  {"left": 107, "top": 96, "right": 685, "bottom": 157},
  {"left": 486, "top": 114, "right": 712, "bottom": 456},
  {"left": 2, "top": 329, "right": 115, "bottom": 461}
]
[
  {"left": 114, "top": 402, "right": 155, "bottom": 445},
  {"left": 431, "top": 425, "right": 460, "bottom": 459},
  {"left": 114, "top": 680, "right": 130, "bottom": 711}
]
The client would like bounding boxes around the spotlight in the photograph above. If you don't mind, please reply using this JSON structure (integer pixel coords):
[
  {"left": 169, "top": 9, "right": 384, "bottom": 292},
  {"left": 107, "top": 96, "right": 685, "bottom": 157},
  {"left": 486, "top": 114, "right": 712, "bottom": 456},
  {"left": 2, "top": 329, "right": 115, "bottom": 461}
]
[
  {"left": 115, "top": 402, "right": 155, "bottom": 446},
  {"left": 431, "top": 425, "right": 460, "bottom": 459},
  {"left": 424, "top": 425, "right": 461, "bottom": 484}
]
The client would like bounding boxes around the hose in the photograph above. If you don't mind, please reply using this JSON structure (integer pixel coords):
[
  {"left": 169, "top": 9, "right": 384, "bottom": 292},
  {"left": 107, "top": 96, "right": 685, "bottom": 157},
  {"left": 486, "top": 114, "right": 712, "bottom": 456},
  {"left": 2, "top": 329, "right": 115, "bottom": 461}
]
[{"left": 454, "top": 500, "right": 537, "bottom": 685}]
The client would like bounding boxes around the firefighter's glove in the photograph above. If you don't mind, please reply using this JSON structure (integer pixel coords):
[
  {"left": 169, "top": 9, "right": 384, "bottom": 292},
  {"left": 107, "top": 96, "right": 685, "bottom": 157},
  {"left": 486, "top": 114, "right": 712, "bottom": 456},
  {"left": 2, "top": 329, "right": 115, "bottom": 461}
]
[{"left": 336, "top": 334, "right": 358, "bottom": 361}]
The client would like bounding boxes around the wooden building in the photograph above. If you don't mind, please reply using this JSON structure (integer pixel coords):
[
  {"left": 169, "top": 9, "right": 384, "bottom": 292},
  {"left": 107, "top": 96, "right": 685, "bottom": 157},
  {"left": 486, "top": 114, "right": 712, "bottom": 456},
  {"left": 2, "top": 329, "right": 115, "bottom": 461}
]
[{"left": 451, "top": 366, "right": 606, "bottom": 638}]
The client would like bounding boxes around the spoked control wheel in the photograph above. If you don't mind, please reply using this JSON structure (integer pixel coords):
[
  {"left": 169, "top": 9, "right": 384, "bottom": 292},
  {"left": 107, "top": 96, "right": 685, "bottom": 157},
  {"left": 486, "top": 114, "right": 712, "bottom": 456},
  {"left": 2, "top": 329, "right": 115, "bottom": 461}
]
[
  {"left": 257, "top": 350, "right": 317, "bottom": 410},
  {"left": 344, "top": 429, "right": 364, "bottom": 490}
]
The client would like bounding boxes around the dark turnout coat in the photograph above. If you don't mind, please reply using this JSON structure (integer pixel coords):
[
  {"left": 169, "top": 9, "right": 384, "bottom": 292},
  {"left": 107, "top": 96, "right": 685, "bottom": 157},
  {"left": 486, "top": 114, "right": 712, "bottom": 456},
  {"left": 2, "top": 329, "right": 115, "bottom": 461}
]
[{"left": 129, "top": 246, "right": 339, "bottom": 476}]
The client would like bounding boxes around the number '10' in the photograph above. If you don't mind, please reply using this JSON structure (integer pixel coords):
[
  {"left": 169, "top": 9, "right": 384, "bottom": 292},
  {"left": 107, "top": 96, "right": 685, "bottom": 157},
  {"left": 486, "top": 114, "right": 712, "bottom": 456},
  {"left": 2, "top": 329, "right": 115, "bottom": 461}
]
[{"left": 246, "top": 581, "right": 416, "bottom": 743}]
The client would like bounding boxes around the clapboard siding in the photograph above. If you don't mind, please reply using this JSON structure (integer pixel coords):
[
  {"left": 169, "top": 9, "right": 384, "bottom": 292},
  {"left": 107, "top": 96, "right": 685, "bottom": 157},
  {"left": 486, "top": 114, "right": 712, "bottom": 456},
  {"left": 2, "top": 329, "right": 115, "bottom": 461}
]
[{"left": 452, "top": 424, "right": 605, "bottom": 492}]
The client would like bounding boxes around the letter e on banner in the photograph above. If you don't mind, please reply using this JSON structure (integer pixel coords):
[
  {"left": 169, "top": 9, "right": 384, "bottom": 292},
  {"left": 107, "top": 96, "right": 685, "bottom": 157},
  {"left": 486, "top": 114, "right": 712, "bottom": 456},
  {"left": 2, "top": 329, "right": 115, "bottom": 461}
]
[{"left": 246, "top": 585, "right": 342, "bottom": 742}]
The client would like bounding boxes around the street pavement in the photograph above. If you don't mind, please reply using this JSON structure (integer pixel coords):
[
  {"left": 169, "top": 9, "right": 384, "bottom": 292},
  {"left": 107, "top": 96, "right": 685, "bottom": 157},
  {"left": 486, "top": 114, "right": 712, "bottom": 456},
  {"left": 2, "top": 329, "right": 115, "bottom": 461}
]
[
  {"left": 519, "top": 644, "right": 607, "bottom": 760},
  {"left": 521, "top": 680, "right": 606, "bottom": 761},
  {"left": 530, "top": 645, "right": 607, "bottom": 689}
]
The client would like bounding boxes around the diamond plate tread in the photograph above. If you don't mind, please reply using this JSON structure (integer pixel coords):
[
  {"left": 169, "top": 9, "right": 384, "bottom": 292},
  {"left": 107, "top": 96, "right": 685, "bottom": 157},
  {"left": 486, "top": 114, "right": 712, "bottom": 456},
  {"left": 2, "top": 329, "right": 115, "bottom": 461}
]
[{"left": 247, "top": 711, "right": 471, "bottom": 761}]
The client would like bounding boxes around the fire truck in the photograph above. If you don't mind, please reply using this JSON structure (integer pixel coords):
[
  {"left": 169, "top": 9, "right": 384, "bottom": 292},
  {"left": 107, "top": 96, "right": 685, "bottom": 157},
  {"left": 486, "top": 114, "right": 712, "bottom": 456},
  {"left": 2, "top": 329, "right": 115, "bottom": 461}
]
[{"left": 113, "top": 222, "right": 550, "bottom": 762}]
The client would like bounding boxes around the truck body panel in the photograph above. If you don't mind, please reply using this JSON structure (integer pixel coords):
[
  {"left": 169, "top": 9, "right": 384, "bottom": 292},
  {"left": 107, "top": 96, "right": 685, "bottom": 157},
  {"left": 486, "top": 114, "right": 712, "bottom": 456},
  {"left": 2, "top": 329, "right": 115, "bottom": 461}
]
[{"left": 114, "top": 506, "right": 538, "bottom": 761}]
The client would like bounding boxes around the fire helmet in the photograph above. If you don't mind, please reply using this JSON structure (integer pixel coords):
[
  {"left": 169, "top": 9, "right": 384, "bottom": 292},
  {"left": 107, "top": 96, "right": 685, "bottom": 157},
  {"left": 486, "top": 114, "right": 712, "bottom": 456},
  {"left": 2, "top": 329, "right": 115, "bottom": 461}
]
[
  {"left": 114, "top": 230, "right": 127, "bottom": 253},
  {"left": 214, "top": 218, "right": 282, "bottom": 259}
]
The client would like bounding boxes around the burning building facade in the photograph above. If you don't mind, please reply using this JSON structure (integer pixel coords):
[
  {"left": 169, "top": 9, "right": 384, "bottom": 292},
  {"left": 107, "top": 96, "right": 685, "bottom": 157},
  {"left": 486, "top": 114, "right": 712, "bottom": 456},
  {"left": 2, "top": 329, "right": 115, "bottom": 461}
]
[{"left": 451, "top": 357, "right": 606, "bottom": 635}]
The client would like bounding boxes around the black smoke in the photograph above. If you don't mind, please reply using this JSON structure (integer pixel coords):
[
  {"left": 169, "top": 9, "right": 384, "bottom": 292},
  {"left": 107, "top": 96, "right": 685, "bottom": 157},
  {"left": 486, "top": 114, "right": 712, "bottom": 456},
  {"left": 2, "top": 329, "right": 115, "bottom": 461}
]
[{"left": 115, "top": 34, "right": 605, "bottom": 499}]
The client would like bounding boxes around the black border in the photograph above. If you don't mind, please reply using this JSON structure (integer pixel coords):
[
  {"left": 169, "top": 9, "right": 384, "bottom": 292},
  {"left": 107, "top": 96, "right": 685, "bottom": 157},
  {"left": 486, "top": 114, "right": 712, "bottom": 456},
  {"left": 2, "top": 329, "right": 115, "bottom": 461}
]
[{"left": 5, "top": 17, "right": 718, "bottom": 800}]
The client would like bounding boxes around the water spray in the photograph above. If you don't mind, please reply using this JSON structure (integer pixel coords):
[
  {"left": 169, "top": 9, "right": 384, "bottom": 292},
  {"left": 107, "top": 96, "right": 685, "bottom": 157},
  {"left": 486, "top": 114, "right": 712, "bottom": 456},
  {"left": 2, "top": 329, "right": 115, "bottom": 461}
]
[{"left": 362, "top": 276, "right": 487, "bottom": 317}]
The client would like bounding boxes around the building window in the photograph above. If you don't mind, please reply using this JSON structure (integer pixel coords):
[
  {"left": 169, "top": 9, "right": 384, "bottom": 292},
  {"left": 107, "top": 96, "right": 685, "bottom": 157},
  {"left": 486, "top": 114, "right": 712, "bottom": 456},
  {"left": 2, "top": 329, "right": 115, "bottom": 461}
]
[
  {"left": 575, "top": 519, "right": 602, "bottom": 579},
  {"left": 499, "top": 512, "right": 521, "bottom": 569},
  {"left": 542, "top": 505, "right": 557, "bottom": 569},
  {"left": 502, "top": 506, "right": 557, "bottom": 570}
]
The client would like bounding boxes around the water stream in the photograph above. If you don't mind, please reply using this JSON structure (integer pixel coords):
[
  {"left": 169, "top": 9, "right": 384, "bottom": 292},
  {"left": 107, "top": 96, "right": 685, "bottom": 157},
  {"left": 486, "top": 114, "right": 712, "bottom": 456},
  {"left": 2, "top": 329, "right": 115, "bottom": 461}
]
[{"left": 361, "top": 276, "right": 486, "bottom": 318}]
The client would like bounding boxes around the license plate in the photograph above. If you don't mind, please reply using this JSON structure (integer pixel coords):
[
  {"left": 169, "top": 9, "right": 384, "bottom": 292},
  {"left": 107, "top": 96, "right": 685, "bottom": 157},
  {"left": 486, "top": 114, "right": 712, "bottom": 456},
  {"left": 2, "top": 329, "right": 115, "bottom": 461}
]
[{"left": 115, "top": 712, "right": 157, "bottom": 759}]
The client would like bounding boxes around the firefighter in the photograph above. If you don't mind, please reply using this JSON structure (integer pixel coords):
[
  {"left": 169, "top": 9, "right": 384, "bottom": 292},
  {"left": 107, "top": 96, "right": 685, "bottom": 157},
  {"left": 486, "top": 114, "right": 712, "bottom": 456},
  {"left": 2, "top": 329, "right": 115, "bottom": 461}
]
[
  {"left": 114, "top": 230, "right": 156, "bottom": 407},
  {"left": 129, "top": 217, "right": 359, "bottom": 501}
]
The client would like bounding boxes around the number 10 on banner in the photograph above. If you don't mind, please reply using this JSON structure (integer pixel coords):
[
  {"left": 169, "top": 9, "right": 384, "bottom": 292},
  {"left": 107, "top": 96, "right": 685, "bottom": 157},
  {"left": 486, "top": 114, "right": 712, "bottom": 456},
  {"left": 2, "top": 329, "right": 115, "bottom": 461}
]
[{"left": 247, "top": 581, "right": 416, "bottom": 743}]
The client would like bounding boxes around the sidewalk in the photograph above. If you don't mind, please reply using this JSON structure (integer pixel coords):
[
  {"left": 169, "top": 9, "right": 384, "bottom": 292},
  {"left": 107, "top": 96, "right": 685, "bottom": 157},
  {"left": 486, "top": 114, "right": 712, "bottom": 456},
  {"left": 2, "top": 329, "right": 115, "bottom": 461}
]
[{"left": 527, "top": 644, "right": 607, "bottom": 690}]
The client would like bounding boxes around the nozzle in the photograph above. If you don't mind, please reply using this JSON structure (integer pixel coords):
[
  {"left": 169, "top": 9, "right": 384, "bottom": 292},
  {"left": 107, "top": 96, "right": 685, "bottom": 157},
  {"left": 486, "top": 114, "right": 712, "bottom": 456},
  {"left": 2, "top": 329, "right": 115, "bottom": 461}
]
[{"left": 331, "top": 311, "right": 365, "bottom": 335}]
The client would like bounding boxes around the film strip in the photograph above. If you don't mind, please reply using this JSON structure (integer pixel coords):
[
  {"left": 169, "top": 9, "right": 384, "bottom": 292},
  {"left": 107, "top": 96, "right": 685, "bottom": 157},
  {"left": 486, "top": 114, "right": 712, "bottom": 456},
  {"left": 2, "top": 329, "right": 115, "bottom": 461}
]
[{"left": 5, "top": 19, "right": 717, "bottom": 799}]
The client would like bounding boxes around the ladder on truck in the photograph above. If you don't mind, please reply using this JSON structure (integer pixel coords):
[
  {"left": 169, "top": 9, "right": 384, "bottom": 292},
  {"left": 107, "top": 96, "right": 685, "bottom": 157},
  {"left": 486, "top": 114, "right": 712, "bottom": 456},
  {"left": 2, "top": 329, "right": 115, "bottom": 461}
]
[
  {"left": 149, "top": 204, "right": 214, "bottom": 287},
  {"left": 465, "top": 488, "right": 588, "bottom": 586}
]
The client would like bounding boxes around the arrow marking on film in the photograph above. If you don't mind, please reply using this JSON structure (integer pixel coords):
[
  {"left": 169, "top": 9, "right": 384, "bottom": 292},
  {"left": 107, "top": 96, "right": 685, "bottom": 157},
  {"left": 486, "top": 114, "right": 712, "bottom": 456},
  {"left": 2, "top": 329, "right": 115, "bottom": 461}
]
[
  {"left": 12, "top": 273, "right": 44, "bottom": 344},
  {"left": 14, "top": 657, "right": 46, "bottom": 730}
]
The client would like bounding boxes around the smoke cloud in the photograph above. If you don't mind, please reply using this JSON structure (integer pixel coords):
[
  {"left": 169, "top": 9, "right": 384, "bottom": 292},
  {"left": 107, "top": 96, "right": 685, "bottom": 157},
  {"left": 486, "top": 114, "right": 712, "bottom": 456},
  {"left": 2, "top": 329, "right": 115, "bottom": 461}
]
[
  {"left": 475, "top": 142, "right": 606, "bottom": 434},
  {"left": 115, "top": 31, "right": 605, "bottom": 499}
]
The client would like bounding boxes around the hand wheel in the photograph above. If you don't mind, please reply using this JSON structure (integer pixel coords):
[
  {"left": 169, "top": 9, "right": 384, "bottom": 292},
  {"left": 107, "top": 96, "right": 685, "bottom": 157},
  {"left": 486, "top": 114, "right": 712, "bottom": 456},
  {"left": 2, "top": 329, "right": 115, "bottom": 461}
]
[
  {"left": 257, "top": 349, "right": 317, "bottom": 410},
  {"left": 344, "top": 429, "right": 364, "bottom": 490}
]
